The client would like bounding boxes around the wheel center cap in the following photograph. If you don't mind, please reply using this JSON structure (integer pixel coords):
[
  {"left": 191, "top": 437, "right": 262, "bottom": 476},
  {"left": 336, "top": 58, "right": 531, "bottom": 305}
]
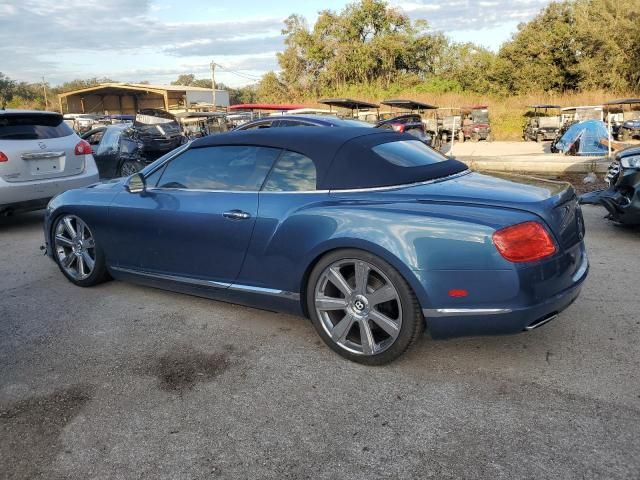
[
  {"left": 72, "top": 239, "right": 83, "bottom": 255},
  {"left": 352, "top": 295, "right": 368, "bottom": 313}
]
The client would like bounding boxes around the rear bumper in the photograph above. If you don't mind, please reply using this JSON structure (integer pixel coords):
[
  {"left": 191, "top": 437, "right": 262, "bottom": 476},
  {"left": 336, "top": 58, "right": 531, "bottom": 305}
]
[
  {"left": 424, "top": 250, "right": 588, "bottom": 339},
  {"left": 0, "top": 167, "right": 99, "bottom": 212}
]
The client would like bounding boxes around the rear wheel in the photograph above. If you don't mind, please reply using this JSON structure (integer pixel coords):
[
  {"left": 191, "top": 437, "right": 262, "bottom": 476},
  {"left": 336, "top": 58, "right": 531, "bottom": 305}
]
[
  {"left": 307, "top": 249, "right": 423, "bottom": 365},
  {"left": 53, "top": 214, "right": 109, "bottom": 287}
]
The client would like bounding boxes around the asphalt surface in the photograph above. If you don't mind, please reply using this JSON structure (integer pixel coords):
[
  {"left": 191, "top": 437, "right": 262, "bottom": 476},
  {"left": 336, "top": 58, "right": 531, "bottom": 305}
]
[{"left": 1, "top": 206, "right": 639, "bottom": 480}]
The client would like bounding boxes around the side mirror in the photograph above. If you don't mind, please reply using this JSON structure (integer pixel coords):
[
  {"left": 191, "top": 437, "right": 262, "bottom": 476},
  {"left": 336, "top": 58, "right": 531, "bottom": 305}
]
[{"left": 125, "top": 173, "right": 146, "bottom": 194}]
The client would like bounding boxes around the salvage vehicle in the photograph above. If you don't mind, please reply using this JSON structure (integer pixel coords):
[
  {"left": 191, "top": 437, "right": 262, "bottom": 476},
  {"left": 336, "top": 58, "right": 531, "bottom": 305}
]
[
  {"left": 579, "top": 146, "right": 640, "bottom": 225},
  {"left": 44, "top": 128, "right": 588, "bottom": 364},
  {"left": 602, "top": 98, "right": 640, "bottom": 141},
  {"left": 460, "top": 106, "right": 491, "bottom": 142},
  {"left": 523, "top": 105, "right": 562, "bottom": 142},
  {"left": 379, "top": 99, "right": 440, "bottom": 149},
  {"left": 132, "top": 109, "right": 184, "bottom": 154},
  {"left": 0, "top": 110, "right": 99, "bottom": 215},
  {"left": 82, "top": 119, "right": 186, "bottom": 178},
  {"left": 175, "top": 111, "right": 228, "bottom": 139}
]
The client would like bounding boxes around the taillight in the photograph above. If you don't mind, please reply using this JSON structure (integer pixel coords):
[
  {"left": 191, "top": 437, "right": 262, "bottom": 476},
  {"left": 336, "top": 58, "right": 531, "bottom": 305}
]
[
  {"left": 0, "top": 151, "right": 7, "bottom": 162},
  {"left": 493, "top": 221, "right": 557, "bottom": 263},
  {"left": 391, "top": 123, "right": 405, "bottom": 133},
  {"left": 74, "top": 139, "right": 92, "bottom": 155}
]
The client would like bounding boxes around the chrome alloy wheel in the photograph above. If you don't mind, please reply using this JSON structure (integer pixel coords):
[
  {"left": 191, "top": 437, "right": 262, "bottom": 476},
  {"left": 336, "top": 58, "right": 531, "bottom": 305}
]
[
  {"left": 54, "top": 215, "right": 96, "bottom": 281},
  {"left": 314, "top": 259, "right": 402, "bottom": 356}
]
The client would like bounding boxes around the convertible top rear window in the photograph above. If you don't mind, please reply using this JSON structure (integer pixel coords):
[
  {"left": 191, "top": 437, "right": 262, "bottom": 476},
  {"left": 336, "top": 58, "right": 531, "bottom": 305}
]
[{"left": 372, "top": 140, "right": 447, "bottom": 167}]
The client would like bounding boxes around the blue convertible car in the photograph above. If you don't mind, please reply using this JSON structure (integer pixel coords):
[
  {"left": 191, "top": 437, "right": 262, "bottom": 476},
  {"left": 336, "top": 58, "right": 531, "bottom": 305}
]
[{"left": 44, "top": 128, "right": 588, "bottom": 364}]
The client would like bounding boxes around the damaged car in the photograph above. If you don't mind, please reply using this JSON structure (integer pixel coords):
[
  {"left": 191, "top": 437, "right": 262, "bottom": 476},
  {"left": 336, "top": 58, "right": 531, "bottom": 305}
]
[
  {"left": 82, "top": 110, "right": 186, "bottom": 178},
  {"left": 579, "top": 146, "right": 640, "bottom": 225}
]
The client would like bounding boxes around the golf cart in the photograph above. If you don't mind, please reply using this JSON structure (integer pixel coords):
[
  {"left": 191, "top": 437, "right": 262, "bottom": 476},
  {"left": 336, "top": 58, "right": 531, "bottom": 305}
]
[
  {"left": 379, "top": 99, "right": 440, "bottom": 149},
  {"left": 523, "top": 104, "right": 562, "bottom": 142},
  {"left": 460, "top": 105, "right": 491, "bottom": 142},
  {"left": 318, "top": 98, "right": 380, "bottom": 123},
  {"left": 437, "top": 107, "right": 462, "bottom": 144},
  {"left": 602, "top": 98, "right": 640, "bottom": 142},
  {"left": 560, "top": 106, "right": 603, "bottom": 124}
]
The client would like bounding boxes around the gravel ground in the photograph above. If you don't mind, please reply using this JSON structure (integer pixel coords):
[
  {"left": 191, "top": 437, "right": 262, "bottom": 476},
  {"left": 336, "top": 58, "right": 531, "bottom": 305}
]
[{"left": 1, "top": 206, "right": 639, "bottom": 480}]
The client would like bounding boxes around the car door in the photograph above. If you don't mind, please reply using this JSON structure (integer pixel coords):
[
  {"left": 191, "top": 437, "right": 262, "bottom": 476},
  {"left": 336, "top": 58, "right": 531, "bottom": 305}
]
[{"left": 107, "top": 144, "right": 282, "bottom": 285}]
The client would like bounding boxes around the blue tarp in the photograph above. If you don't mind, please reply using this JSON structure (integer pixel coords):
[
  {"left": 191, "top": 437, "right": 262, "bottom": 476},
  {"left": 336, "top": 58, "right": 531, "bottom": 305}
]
[{"left": 554, "top": 120, "right": 609, "bottom": 156}]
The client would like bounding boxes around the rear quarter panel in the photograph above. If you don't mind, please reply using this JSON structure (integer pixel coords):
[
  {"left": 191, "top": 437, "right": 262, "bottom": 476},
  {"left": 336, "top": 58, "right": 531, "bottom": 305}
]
[{"left": 238, "top": 191, "right": 537, "bottom": 312}]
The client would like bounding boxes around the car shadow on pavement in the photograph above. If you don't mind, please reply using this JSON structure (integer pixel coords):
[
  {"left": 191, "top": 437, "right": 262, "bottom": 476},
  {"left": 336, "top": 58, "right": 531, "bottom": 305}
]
[{"left": 0, "top": 210, "right": 45, "bottom": 229}]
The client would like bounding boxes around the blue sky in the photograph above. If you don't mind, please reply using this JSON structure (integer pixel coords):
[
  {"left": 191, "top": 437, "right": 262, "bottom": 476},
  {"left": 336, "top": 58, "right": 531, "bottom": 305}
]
[{"left": 0, "top": 0, "right": 552, "bottom": 87}]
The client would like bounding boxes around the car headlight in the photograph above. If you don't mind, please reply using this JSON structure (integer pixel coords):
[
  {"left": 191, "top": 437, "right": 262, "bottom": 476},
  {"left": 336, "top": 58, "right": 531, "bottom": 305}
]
[{"left": 620, "top": 155, "right": 640, "bottom": 168}]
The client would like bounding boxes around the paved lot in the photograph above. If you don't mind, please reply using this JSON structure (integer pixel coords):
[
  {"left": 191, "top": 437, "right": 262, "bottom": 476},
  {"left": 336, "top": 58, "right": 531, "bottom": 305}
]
[{"left": 1, "top": 206, "right": 639, "bottom": 479}]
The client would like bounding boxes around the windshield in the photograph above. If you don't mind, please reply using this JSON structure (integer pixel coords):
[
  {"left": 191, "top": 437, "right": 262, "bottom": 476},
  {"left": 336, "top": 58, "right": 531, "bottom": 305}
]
[{"left": 471, "top": 110, "right": 489, "bottom": 123}]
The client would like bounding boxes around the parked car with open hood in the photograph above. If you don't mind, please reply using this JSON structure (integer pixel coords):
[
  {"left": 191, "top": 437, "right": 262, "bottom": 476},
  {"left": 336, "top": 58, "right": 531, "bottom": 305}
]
[
  {"left": 44, "top": 127, "right": 588, "bottom": 364},
  {"left": 0, "top": 110, "right": 99, "bottom": 215}
]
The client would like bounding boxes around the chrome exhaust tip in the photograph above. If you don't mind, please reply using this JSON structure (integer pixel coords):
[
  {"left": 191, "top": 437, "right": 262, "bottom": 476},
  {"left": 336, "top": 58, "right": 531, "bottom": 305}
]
[{"left": 525, "top": 313, "right": 558, "bottom": 331}]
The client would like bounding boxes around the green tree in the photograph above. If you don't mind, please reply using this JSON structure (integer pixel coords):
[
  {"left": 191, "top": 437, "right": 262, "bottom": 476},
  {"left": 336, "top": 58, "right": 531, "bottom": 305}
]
[
  {"left": 255, "top": 72, "right": 288, "bottom": 102},
  {"left": 0, "top": 73, "right": 16, "bottom": 108}
]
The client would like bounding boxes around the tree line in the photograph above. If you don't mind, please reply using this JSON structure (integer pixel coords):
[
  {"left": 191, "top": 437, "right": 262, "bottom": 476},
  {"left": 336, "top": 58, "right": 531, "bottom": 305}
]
[
  {"left": 257, "top": 0, "right": 640, "bottom": 101},
  {"left": 2, "top": 0, "right": 638, "bottom": 110}
]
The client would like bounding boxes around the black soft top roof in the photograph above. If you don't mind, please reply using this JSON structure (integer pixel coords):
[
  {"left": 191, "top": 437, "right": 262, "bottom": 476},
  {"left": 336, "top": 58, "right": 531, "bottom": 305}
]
[{"left": 190, "top": 127, "right": 466, "bottom": 190}]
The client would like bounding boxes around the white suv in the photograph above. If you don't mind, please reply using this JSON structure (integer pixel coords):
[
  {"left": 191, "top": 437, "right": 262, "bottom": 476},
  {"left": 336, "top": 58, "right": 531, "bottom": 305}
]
[{"left": 0, "top": 110, "right": 99, "bottom": 215}]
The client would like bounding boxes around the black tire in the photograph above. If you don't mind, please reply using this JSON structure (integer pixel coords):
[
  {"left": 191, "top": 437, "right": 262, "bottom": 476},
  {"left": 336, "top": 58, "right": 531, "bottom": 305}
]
[
  {"left": 307, "top": 249, "right": 424, "bottom": 365},
  {"left": 52, "top": 214, "right": 110, "bottom": 287},
  {"left": 118, "top": 159, "right": 146, "bottom": 177}
]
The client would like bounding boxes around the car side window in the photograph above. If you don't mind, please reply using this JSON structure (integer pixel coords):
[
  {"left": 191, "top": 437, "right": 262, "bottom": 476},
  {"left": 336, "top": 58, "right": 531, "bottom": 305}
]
[
  {"left": 278, "top": 120, "right": 312, "bottom": 128},
  {"left": 262, "top": 150, "right": 317, "bottom": 192},
  {"left": 243, "top": 121, "right": 272, "bottom": 130},
  {"left": 86, "top": 130, "right": 104, "bottom": 145},
  {"left": 155, "top": 146, "right": 281, "bottom": 191},
  {"left": 96, "top": 128, "right": 121, "bottom": 156}
]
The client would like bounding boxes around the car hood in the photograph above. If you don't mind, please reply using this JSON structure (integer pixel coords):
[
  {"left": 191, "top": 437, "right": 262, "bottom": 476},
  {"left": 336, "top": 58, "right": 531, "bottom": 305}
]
[{"left": 623, "top": 119, "right": 640, "bottom": 128}]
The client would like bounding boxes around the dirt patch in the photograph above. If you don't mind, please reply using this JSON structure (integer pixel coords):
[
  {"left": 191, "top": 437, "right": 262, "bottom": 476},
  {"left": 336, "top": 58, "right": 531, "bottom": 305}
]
[
  {"left": 0, "top": 385, "right": 93, "bottom": 479},
  {"left": 553, "top": 173, "right": 608, "bottom": 195},
  {"left": 148, "top": 346, "right": 231, "bottom": 393}
]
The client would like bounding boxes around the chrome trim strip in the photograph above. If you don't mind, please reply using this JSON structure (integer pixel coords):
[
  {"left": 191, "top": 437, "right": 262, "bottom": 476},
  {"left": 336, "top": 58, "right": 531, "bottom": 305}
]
[
  {"left": 228, "top": 283, "right": 300, "bottom": 300},
  {"left": 22, "top": 151, "right": 65, "bottom": 160},
  {"left": 572, "top": 252, "right": 589, "bottom": 282},
  {"left": 329, "top": 169, "right": 471, "bottom": 193},
  {"left": 109, "top": 267, "right": 300, "bottom": 300},
  {"left": 423, "top": 307, "right": 512, "bottom": 318},
  {"left": 110, "top": 267, "right": 230, "bottom": 289}
]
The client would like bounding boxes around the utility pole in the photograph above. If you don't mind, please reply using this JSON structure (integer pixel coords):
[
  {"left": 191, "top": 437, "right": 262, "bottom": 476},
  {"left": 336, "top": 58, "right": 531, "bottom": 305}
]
[
  {"left": 42, "top": 76, "right": 48, "bottom": 110},
  {"left": 210, "top": 61, "right": 216, "bottom": 108}
]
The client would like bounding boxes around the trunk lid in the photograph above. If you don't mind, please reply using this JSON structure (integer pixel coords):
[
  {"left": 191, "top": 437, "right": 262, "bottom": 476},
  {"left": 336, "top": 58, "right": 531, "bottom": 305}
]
[{"left": 398, "top": 171, "right": 584, "bottom": 250}]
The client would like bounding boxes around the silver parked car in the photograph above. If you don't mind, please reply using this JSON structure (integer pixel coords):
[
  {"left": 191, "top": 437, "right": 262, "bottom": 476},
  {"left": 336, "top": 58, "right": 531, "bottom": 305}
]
[{"left": 0, "top": 110, "right": 99, "bottom": 215}]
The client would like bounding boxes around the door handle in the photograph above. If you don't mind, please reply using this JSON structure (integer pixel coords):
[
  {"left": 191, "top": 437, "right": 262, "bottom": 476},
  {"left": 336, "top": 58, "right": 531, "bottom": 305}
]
[{"left": 223, "top": 210, "right": 251, "bottom": 220}]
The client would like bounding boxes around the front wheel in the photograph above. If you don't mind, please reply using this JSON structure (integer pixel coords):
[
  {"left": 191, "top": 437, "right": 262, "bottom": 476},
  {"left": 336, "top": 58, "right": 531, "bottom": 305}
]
[
  {"left": 307, "top": 249, "right": 423, "bottom": 365},
  {"left": 52, "top": 214, "right": 110, "bottom": 287}
]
